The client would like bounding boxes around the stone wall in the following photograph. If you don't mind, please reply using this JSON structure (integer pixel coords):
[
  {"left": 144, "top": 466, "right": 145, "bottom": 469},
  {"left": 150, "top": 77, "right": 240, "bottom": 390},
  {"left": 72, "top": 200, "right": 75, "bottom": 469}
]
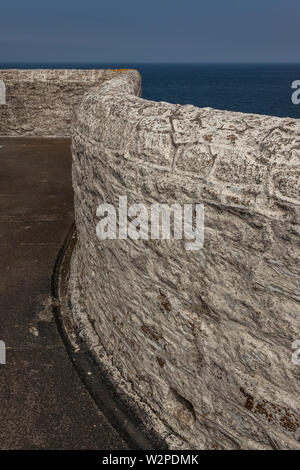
[
  {"left": 0, "top": 69, "right": 132, "bottom": 136},
  {"left": 70, "top": 70, "right": 300, "bottom": 449}
]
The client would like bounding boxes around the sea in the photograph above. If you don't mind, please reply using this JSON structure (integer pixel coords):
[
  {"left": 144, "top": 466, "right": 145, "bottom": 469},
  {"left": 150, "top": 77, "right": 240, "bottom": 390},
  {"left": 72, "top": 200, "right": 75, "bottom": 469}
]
[{"left": 1, "top": 63, "right": 300, "bottom": 119}]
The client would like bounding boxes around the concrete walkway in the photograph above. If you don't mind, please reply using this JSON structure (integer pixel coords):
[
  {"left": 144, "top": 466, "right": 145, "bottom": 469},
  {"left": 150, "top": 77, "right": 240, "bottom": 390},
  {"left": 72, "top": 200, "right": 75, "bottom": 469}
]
[{"left": 0, "top": 138, "right": 129, "bottom": 450}]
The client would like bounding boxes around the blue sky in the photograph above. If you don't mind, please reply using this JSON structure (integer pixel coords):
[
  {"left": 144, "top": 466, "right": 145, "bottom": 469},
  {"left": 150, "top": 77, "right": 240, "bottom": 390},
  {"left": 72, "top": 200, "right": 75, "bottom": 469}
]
[{"left": 0, "top": 0, "right": 299, "bottom": 63}]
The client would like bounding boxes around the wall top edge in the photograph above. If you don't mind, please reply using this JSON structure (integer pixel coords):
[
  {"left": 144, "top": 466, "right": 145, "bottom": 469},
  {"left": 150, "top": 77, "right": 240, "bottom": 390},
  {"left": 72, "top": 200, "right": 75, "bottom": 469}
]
[{"left": 0, "top": 68, "right": 139, "bottom": 82}]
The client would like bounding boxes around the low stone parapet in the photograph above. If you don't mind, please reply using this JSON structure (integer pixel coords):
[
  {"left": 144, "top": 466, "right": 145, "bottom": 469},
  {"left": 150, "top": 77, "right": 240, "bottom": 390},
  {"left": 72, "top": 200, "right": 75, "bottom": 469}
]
[{"left": 65, "top": 69, "right": 299, "bottom": 449}]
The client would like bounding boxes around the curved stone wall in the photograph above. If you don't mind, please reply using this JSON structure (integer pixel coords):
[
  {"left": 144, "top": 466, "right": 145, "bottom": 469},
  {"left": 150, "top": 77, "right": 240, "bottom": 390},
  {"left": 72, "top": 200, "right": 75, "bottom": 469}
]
[
  {"left": 0, "top": 69, "right": 130, "bottom": 136},
  {"left": 70, "top": 70, "right": 300, "bottom": 449}
]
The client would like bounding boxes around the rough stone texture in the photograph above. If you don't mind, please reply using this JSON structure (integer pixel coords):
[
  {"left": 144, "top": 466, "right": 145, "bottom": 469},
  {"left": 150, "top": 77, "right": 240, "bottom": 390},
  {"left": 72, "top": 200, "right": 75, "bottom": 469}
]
[
  {"left": 0, "top": 69, "right": 133, "bottom": 136},
  {"left": 70, "top": 70, "right": 300, "bottom": 449},
  {"left": 0, "top": 80, "right": 5, "bottom": 105}
]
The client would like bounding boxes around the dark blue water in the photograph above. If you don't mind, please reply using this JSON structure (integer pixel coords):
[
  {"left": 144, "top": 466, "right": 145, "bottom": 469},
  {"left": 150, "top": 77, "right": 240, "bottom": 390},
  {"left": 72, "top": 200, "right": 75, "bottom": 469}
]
[{"left": 1, "top": 63, "right": 300, "bottom": 119}]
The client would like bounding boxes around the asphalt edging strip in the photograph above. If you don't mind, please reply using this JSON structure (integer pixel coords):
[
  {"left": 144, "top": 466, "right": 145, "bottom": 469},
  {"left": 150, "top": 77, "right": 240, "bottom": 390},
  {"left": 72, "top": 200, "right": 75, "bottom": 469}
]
[{"left": 51, "top": 224, "right": 173, "bottom": 451}]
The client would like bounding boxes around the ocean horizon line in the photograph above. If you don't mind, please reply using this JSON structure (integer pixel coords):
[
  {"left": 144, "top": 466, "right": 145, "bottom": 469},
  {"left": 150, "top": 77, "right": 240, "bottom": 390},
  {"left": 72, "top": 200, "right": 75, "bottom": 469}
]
[{"left": 1, "top": 61, "right": 300, "bottom": 67}]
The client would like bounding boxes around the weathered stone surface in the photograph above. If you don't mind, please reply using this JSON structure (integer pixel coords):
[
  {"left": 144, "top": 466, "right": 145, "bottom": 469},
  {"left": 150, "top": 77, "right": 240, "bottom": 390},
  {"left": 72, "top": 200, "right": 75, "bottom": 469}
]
[
  {"left": 70, "top": 70, "right": 300, "bottom": 449},
  {"left": 0, "top": 80, "right": 6, "bottom": 105},
  {"left": 0, "top": 69, "right": 136, "bottom": 136}
]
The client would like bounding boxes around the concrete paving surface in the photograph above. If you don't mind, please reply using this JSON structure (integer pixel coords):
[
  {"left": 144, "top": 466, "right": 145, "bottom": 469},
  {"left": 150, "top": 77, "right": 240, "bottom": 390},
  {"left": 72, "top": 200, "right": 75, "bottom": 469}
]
[{"left": 0, "top": 138, "right": 129, "bottom": 450}]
